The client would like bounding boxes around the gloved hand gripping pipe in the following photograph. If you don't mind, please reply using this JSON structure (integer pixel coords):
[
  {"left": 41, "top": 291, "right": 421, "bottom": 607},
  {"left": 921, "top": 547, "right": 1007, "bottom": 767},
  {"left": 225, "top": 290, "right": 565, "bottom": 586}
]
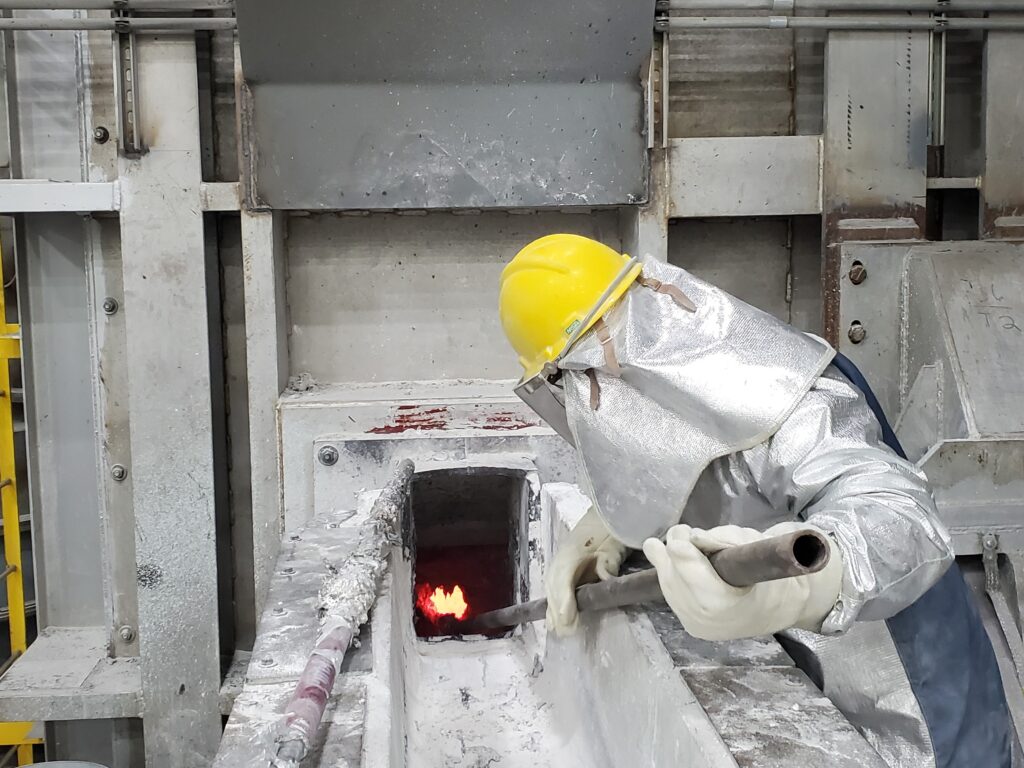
[{"left": 272, "top": 459, "right": 415, "bottom": 767}]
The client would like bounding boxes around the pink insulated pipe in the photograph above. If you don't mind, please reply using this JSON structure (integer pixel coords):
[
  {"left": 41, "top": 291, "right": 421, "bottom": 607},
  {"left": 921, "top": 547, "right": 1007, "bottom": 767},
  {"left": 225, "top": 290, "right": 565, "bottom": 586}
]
[{"left": 273, "top": 460, "right": 414, "bottom": 766}]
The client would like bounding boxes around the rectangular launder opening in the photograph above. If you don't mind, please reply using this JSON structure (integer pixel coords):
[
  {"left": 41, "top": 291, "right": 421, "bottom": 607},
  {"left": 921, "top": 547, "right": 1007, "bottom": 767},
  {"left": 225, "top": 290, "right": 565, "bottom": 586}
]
[{"left": 408, "top": 467, "right": 526, "bottom": 638}]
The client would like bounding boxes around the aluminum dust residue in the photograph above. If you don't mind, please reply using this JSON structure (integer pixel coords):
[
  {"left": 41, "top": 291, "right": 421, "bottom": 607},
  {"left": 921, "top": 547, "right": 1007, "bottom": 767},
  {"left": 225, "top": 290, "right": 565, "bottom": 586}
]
[{"left": 405, "top": 634, "right": 601, "bottom": 768}]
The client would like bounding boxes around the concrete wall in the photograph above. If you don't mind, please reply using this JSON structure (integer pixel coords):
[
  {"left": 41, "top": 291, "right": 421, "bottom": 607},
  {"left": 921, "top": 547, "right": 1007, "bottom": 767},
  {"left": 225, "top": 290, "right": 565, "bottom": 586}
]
[
  {"left": 285, "top": 211, "right": 622, "bottom": 383},
  {"left": 668, "top": 215, "right": 823, "bottom": 333}
]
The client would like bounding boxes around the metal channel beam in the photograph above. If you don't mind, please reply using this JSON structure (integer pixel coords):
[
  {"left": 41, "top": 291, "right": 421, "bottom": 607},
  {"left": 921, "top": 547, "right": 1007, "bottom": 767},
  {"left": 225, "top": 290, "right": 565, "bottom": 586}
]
[
  {"left": 240, "top": 210, "right": 287, "bottom": 619},
  {"left": 117, "top": 34, "right": 221, "bottom": 766},
  {"left": 668, "top": 136, "right": 822, "bottom": 217}
]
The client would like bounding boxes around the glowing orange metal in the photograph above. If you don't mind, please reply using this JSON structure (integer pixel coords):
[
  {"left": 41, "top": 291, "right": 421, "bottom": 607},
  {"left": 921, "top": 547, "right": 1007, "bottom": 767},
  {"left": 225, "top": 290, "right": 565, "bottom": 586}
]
[{"left": 417, "top": 583, "right": 469, "bottom": 621}]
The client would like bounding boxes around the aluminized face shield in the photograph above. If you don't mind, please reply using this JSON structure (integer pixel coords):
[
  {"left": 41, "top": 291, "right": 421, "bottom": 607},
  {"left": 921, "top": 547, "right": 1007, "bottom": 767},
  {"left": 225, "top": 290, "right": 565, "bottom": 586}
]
[{"left": 514, "top": 366, "right": 575, "bottom": 446}]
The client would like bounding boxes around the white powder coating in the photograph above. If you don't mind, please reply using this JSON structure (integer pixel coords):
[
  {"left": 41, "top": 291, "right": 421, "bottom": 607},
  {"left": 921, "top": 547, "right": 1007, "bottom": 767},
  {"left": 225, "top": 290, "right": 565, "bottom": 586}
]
[
  {"left": 317, "top": 461, "right": 413, "bottom": 642},
  {"left": 405, "top": 635, "right": 601, "bottom": 768}
]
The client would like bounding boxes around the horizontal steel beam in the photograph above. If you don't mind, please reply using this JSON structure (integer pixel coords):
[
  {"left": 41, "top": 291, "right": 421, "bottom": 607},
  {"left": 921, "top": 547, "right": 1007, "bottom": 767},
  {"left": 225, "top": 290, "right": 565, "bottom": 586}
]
[
  {"left": 0, "top": 181, "right": 119, "bottom": 212},
  {"left": 660, "top": 0, "right": 1024, "bottom": 9},
  {"left": 660, "top": 15, "right": 1024, "bottom": 28},
  {"left": 0, "top": 16, "right": 235, "bottom": 29},
  {"left": 0, "top": 0, "right": 230, "bottom": 7},
  {"left": 927, "top": 176, "right": 982, "bottom": 190},
  {"left": 199, "top": 181, "right": 240, "bottom": 211},
  {"left": 0, "top": 181, "right": 240, "bottom": 213},
  {"left": 669, "top": 135, "right": 822, "bottom": 217}
]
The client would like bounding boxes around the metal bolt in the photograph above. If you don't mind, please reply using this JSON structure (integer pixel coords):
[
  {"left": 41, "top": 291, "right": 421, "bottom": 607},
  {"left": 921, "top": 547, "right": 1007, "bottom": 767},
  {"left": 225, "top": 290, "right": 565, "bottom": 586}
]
[
  {"left": 983, "top": 533, "right": 999, "bottom": 551},
  {"left": 272, "top": 607, "right": 286, "bottom": 616},
  {"left": 283, "top": 567, "right": 296, "bottom": 575},
  {"left": 318, "top": 445, "right": 339, "bottom": 467},
  {"left": 289, "top": 533, "right": 301, "bottom": 541},
  {"left": 847, "top": 322, "right": 866, "bottom": 344},
  {"left": 118, "top": 625, "right": 136, "bottom": 643},
  {"left": 102, "top": 297, "right": 119, "bottom": 315},
  {"left": 259, "top": 657, "right": 275, "bottom": 668},
  {"left": 93, "top": 126, "right": 110, "bottom": 144},
  {"left": 848, "top": 262, "right": 867, "bottom": 285},
  {"left": 111, "top": 464, "right": 127, "bottom": 481}
]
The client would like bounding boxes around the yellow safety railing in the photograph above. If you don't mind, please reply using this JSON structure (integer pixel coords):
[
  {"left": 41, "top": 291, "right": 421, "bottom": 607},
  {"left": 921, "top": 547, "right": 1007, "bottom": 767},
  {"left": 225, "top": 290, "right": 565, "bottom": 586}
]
[{"left": 0, "top": 246, "right": 41, "bottom": 765}]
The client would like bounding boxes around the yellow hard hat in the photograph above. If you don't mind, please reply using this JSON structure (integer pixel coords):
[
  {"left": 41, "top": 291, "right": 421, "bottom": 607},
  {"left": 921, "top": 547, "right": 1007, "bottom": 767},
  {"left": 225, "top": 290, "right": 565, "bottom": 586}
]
[{"left": 499, "top": 234, "right": 642, "bottom": 378}]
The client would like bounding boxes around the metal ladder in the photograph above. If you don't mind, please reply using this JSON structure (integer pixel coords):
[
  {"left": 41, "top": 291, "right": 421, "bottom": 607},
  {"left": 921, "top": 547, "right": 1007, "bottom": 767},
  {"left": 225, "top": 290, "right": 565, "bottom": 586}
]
[{"left": 0, "top": 245, "right": 40, "bottom": 765}]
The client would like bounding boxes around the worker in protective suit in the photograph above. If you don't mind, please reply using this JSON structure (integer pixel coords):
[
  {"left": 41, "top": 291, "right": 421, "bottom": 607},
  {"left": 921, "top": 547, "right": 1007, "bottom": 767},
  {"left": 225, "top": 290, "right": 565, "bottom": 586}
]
[{"left": 498, "top": 234, "right": 1013, "bottom": 768}]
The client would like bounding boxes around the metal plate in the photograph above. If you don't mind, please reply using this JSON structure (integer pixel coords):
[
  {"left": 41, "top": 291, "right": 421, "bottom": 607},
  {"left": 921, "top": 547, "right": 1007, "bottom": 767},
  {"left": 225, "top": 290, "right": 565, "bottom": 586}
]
[
  {"left": 668, "top": 136, "right": 821, "bottom": 217},
  {"left": 921, "top": 440, "right": 1024, "bottom": 555},
  {"left": 920, "top": 245, "right": 1024, "bottom": 436},
  {"left": 236, "top": 0, "right": 653, "bottom": 210}
]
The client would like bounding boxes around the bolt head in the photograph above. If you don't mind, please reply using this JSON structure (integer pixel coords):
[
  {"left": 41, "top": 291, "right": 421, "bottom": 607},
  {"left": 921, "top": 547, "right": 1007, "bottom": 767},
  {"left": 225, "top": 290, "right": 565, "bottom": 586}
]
[
  {"left": 272, "top": 607, "right": 286, "bottom": 616},
  {"left": 102, "top": 297, "right": 119, "bottom": 315},
  {"left": 318, "top": 445, "right": 339, "bottom": 467},
  {"left": 259, "top": 657, "right": 275, "bottom": 668},
  {"left": 847, "top": 322, "right": 867, "bottom": 344},
  {"left": 93, "top": 126, "right": 110, "bottom": 144},
  {"left": 111, "top": 464, "right": 127, "bottom": 481},
  {"left": 848, "top": 262, "right": 867, "bottom": 285},
  {"left": 118, "top": 625, "right": 135, "bottom": 643}
]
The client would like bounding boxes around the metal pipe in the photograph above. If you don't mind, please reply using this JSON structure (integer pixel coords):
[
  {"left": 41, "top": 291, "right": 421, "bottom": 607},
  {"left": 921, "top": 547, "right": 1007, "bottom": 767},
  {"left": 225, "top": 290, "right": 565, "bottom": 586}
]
[
  {"left": 662, "top": 0, "right": 1024, "bottom": 9},
  {"left": 662, "top": 15, "right": 1024, "bottom": 28},
  {"left": 463, "top": 528, "right": 831, "bottom": 633},
  {"left": 0, "top": 564, "right": 15, "bottom": 580},
  {"left": 273, "top": 459, "right": 415, "bottom": 768},
  {"left": 0, "top": 0, "right": 231, "bottom": 7},
  {"left": 0, "top": 15, "right": 235, "bottom": 28}
]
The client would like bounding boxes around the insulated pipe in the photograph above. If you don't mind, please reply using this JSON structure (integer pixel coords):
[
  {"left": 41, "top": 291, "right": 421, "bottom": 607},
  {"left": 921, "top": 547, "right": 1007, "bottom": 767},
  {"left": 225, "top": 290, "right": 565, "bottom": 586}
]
[
  {"left": 0, "top": 0, "right": 230, "bottom": 7},
  {"left": 661, "top": 0, "right": 1024, "bottom": 9},
  {"left": 463, "top": 527, "right": 831, "bottom": 633},
  {"left": 273, "top": 459, "right": 414, "bottom": 768},
  {"left": 0, "top": 15, "right": 235, "bottom": 28},
  {"left": 660, "top": 14, "right": 1024, "bottom": 27}
]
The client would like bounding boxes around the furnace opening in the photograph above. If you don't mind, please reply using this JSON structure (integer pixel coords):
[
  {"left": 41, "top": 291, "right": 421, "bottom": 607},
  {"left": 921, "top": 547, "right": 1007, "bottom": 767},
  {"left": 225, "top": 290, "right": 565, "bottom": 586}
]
[{"left": 409, "top": 468, "right": 526, "bottom": 638}]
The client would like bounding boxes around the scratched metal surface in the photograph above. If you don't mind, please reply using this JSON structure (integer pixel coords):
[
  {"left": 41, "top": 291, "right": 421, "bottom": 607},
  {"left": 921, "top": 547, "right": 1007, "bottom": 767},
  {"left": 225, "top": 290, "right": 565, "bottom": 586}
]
[
  {"left": 642, "top": 603, "right": 886, "bottom": 767},
  {"left": 235, "top": 0, "right": 653, "bottom": 209}
]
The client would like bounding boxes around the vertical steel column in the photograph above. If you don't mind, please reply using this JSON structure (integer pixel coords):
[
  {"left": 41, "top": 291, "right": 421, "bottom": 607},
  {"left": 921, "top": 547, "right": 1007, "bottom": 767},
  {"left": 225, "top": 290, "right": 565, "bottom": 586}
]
[
  {"left": 240, "top": 210, "right": 287, "bottom": 616},
  {"left": 118, "top": 33, "right": 221, "bottom": 767},
  {"left": 237, "top": 38, "right": 287, "bottom": 617},
  {"left": 822, "top": 22, "right": 930, "bottom": 344},
  {"left": 980, "top": 17, "right": 1024, "bottom": 238}
]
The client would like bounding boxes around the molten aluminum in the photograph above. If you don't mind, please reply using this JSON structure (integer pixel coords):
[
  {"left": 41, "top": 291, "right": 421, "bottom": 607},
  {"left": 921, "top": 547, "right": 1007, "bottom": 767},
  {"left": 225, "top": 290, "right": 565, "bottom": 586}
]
[{"left": 417, "top": 583, "right": 469, "bottom": 622}]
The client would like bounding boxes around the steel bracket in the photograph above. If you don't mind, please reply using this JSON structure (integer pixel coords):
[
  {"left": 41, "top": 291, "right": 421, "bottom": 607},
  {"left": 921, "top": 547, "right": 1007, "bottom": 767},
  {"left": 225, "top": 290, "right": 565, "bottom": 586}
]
[
  {"left": 982, "top": 534, "right": 1024, "bottom": 677},
  {"left": 113, "top": 26, "right": 145, "bottom": 157}
]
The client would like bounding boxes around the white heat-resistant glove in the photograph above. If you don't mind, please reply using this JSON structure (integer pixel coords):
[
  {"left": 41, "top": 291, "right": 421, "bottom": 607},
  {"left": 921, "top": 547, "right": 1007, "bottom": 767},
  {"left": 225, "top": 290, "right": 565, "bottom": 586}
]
[
  {"left": 546, "top": 508, "right": 628, "bottom": 637},
  {"left": 641, "top": 522, "right": 844, "bottom": 641}
]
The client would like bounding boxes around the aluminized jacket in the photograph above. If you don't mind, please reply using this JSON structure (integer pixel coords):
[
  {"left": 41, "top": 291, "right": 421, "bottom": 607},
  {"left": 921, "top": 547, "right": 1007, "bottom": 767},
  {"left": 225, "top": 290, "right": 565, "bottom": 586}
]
[{"left": 558, "top": 259, "right": 1011, "bottom": 767}]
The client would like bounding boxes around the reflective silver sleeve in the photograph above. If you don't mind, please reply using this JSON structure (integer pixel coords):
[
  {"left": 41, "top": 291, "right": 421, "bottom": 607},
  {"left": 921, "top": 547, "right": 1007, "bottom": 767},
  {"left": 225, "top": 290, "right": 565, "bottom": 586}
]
[{"left": 739, "top": 368, "right": 954, "bottom": 634}]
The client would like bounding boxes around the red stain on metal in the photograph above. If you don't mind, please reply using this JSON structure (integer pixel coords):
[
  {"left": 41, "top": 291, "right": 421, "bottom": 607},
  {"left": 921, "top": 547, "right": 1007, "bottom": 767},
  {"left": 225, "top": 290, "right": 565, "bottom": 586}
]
[
  {"left": 367, "top": 406, "right": 450, "bottom": 434},
  {"left": 477, "top": 411, "right": 536, "bottom": 431}
]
